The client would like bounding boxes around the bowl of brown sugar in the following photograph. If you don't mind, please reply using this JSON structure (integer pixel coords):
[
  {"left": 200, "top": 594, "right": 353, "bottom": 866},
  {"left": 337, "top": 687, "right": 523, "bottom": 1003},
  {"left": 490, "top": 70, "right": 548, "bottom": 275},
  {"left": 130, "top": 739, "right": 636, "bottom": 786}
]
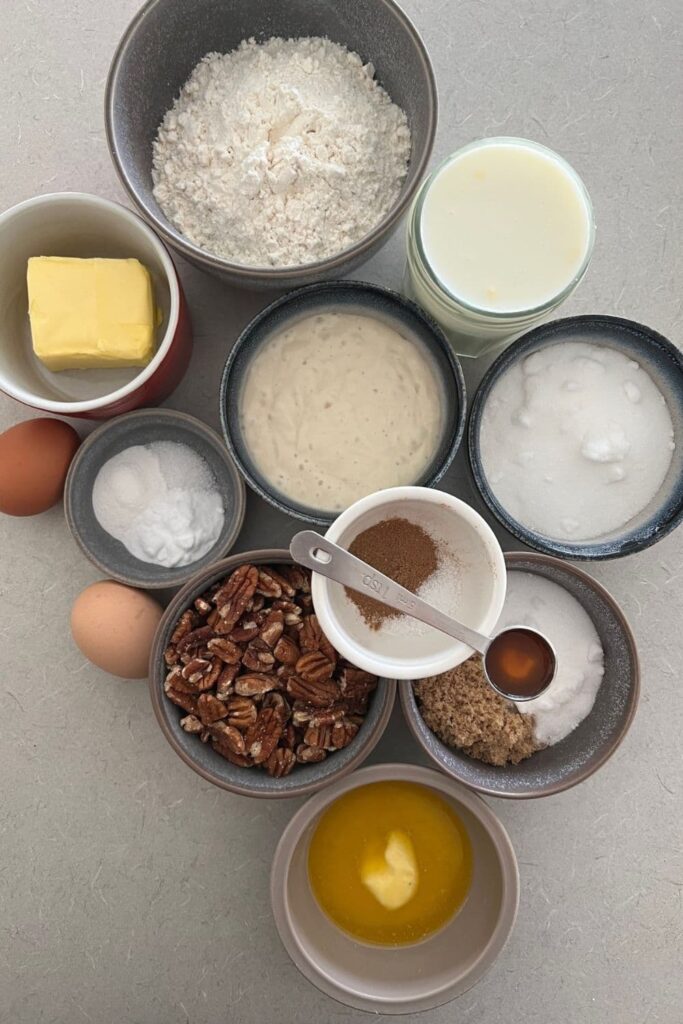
[{"left": 310, "top": 486, "right": 507, "bottom": 680}]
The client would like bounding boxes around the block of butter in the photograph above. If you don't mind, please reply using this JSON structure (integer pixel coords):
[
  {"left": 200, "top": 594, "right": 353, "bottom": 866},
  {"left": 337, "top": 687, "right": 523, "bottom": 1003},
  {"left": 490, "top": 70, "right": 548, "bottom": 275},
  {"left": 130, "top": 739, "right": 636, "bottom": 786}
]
[{"left": 27, "top": 256, "right": 156, "bottom": 372}]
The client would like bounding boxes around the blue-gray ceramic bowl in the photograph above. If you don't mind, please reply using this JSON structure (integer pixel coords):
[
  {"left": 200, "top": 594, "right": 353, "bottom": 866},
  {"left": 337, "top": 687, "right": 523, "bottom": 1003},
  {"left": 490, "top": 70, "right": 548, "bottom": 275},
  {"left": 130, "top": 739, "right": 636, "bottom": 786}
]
[
  {"left": 149, "top": 550, "right": 396, "bottom": 798},
  {"left": 105, "top": 0, "right": 436, "bottom": 288},
  {"left": 401, "top": 551, "right": 640, "bottom": 799},
  {"left": 468, "top": 315, "right": 683, "bottom": 560},
  {"left": 64, "top": 409, "right": 246, "bottom": 590},
  {"left": 220, "top": 281, "right": 467, "bottom": 524}
]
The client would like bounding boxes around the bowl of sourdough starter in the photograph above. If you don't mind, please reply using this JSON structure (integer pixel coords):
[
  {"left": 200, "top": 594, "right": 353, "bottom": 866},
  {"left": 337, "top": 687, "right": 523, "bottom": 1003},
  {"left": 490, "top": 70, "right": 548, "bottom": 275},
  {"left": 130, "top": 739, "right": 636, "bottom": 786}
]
[
  {"left": 220, "top": 282, "right": 466, "bottom": 524},
  {"left": 469, "top": 315, "right": 683, "bottom": 559},
  {"left": 105, "top": 0, "right": 437, "bottom": 288}
]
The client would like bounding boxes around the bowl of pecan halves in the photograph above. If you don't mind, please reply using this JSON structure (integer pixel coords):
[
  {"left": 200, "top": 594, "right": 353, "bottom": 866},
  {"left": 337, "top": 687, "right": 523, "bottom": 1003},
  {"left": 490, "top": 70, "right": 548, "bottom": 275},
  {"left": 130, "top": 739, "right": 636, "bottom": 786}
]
[{"left": 149, "top": 550, "right": 396, "bottom": 797}]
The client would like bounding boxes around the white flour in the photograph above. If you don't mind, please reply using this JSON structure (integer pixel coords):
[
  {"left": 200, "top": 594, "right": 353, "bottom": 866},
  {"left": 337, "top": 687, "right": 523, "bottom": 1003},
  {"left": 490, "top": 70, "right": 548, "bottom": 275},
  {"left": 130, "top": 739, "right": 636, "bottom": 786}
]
[{"left": 152, "top": 37, "right": 411, "bottom": 267}]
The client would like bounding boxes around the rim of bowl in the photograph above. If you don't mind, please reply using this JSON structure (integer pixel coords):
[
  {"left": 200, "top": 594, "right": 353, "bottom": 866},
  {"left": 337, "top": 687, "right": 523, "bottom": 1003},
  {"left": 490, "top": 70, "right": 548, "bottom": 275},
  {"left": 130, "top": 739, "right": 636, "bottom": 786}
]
[
  {"left": 219, "top": 281, "right": 467, "bottom": 525},
  {"left": 312, "top": 486, "right": 507, "bottom": 678},
  {"left": 0, "top": 192, "right": 180, "bottom": 414},
  {"left": 400, "top": 550, "right": 641, "bottom": 799},
  {"left": 467, "top": 314, "right": 683, "bottom": 560},
  {"left": 270, "top": 762, "right": 520, "bottom": 1013},
  {"left": 104, "top": 0, "right": 437, "bottom": 280},
  {"left": 148, "top": 549, "right": 397, "bottom": 797},
  {"left": 64, "top": 408, "right": 246, "bottom": 590}
]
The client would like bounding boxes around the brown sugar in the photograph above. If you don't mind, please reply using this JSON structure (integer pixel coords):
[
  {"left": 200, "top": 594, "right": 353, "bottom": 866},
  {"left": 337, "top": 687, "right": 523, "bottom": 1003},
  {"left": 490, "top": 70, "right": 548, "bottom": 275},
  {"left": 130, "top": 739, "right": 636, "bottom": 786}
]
[
  {"left": 345, "top": 517, "right": 439, "bottom": 630},
  {"left": 413, "top": 657, "right": 542, "bottom": 767}
]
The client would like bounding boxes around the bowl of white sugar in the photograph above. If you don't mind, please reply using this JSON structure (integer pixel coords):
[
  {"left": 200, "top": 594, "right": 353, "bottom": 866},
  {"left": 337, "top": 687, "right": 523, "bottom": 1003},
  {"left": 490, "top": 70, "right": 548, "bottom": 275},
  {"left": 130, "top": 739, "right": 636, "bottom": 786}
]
[
  {"left": 64, "top": 409, "right": 246, "bottom": 589},
  {"left": 401, "top": 552, "right": 640, "bottom": 799},
  {"left": 105, "top": 0, "right": 437, "bottom": 288},
  {"left": 468, "top": 315, "right": 683, "bottom": 559}
]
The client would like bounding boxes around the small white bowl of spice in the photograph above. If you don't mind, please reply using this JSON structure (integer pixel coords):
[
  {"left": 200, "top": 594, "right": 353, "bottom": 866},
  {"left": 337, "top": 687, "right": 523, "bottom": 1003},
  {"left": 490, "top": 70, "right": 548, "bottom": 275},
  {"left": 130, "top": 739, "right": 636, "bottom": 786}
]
[{"left": 309, "top": 486, "right": 507, "bottom": 680}]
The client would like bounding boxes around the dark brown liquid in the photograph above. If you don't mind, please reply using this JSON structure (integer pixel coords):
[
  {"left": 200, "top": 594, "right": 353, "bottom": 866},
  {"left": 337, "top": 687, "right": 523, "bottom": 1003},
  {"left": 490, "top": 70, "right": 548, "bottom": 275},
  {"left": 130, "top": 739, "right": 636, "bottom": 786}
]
[{"left": 484, "top": 628, "right": 555, "bottom": 699}]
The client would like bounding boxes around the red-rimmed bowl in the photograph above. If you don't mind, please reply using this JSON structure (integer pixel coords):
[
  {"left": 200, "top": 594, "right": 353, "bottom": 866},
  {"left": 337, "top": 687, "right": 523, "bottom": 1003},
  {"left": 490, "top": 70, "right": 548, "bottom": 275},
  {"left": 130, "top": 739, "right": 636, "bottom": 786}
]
[{"left": 0, "top": 192, "right": 192, "bottom": 419}]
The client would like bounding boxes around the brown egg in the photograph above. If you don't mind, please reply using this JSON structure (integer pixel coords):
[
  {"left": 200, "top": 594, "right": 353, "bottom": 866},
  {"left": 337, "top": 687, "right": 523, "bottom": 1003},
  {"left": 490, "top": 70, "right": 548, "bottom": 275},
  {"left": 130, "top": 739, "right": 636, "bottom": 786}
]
[
  {"left": 0, "top": 417, "right": 80, "bottom": 516},
  {"left": 71, "top": 581, "right": 163, "bottom": 679}
]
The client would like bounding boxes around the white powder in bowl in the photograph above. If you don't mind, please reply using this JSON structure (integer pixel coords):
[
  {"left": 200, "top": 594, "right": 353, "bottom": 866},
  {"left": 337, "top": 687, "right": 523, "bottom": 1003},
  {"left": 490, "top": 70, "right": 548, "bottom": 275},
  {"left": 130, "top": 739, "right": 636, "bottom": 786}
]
[
  {"left": 92, "top": 441, "right": 225, "bottom": 568},
  {"left": 152, "top": 37, "right": 411, "bottom": 268},
  {"left": 496, "top": 572, "right": 605, "bottom": 746},
  {"left": 479, "top": 342, "right": 675, "bottom": 541}
]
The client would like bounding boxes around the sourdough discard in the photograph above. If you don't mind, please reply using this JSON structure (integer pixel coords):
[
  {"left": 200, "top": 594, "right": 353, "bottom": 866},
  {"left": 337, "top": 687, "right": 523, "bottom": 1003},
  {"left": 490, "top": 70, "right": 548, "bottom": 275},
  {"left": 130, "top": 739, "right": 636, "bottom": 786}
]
[{"left": 152, "top": 37, "right": 411, "bottom": 268}]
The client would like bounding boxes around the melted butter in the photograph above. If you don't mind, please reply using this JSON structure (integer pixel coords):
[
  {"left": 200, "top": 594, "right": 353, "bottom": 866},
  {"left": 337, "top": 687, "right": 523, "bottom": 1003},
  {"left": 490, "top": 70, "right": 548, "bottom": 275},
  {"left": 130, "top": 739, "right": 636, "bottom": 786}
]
[
  {"left": 308, "top": 781, "right": 472, "bottom": 946},
  {"left": 239, "top": 313, "right": 444, "bottom": 513}
]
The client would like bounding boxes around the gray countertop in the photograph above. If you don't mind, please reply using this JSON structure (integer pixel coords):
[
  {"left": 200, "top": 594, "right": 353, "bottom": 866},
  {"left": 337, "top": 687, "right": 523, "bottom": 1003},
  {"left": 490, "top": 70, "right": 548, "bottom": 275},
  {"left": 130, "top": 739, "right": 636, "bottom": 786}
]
[{"left": 1, "top": 1, "right": 682, "bottom": 1021}]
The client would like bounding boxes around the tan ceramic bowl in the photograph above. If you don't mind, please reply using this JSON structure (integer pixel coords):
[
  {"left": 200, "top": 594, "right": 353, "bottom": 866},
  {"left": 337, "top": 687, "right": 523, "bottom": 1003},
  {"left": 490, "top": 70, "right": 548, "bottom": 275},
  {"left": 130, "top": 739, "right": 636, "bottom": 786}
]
[{"left": 270, "top": 763, "right": 519, "bottom": 1013}]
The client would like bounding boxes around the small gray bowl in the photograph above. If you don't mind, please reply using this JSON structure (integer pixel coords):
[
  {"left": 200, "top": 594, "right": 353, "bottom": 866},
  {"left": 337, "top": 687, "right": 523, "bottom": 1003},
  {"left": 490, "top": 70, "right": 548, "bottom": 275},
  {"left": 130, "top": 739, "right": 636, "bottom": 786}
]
[
  {"left": 220, "top": 281, "right": 467, "bottom": 524},
  {"left": 401, "top": 552, "right": 640, "bottom": 799},
  {"left": 64, "top": 409, "right": 246, "bottom": 589},
  {"left": 149, "top": 550, "right": 396, "bottom": 798},
  {"left": 105, "top": 0, "right": 437, "bottom": 288},
  {"left": 468, "top": 315, "right": 683, "bottom": 560}
]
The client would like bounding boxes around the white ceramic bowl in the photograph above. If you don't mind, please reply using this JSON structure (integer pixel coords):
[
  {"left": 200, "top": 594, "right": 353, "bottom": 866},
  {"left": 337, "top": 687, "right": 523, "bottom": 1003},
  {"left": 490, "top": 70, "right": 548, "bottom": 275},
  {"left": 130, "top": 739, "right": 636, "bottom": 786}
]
[
  {"left": 270, "top": 763, "right": 519, "bottom": 1014},
  {"left": 0, "top": 192, "right": 192, "bottom": 419},
  {"left": 311, "top": 486, "right": 506, "bottom": 679}
]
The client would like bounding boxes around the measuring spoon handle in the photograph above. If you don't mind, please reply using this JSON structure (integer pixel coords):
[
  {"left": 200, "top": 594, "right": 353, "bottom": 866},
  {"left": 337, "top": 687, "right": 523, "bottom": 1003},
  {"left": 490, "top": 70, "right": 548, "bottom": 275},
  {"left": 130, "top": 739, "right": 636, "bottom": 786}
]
[{"left": 289, "top": 530, "right": 490, "bottom": 655}]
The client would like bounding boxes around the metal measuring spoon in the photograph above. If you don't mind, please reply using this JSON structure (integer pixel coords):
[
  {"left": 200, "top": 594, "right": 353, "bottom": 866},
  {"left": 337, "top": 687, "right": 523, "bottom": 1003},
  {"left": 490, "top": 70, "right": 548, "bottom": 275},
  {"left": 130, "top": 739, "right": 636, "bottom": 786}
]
[{"left": 290, "top": 530, "right": 556, "bottom": 702}]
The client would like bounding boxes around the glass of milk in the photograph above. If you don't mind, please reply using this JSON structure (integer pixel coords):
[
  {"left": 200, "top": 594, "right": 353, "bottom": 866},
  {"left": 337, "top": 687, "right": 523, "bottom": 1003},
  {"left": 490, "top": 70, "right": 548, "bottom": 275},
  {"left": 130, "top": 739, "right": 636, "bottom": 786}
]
[{"left": 404, "top": 138, "right": 595, "bottom": 358}]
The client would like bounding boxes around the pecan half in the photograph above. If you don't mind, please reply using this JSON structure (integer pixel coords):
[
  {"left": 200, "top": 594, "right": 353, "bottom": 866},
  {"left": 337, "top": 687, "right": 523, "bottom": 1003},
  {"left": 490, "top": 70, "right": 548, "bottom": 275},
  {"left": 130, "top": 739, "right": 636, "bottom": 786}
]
[
  {"left": 169, "top": 609, "right": 197, "bottom": 647},
  {"left": 196, "top": 693, "right": 230, "bottom": 725},
  {"left": 209, "top": 720, "right": 247, "bottom": 755},
  {"left": 245, "top": 707, "right": 283, "bottom": 764},
  {"left": 164, "top": 687, "right": 198, "bottom": 715},
  {"left": 295, "top": 650, "right": 335, "bottom": 684},
  {"left": 330, "top": 718, "right": 359, "bottom": 750},
  {"left": 214, "top": 564, "right": 259, "bottom": 630},
  {"left": 280, "top": 565, "right": 310, "bottom": 593},
  {"left": 303, "top": 722, "right": 334, "bottom": 749},
  {"left": 260, "top": 609, "right": 284, "bottom": 648},
  {"left": 296, "top": 744, "right": 326, "bottom": 764},
  {"left": 265, "top": 747, "right": 296, "bottom": 778},
  {"left": 235, "top": 673, "right": 279, "bottom": 697},
  {"left": 177, "top": 626, "right": 215, "bottom": 657},
  {"left": 225, "top": 696, "right": 258, "bottom": 731},
  {"left": 194, "top": 595, "right": 213, "bottom": 615},
  {"left": 210, "top": 739, "right": 253, "bottom": 768},
  {"left": 216, "top": 664, "right": 240, "bottom": 700},
  {"left": 262, "top": 691, "right": 290, "bottom": 721},
  {"left": 286, "top": 674, "right": 341, "bottom": 708},
  {"left": 272, "top": 599, "right": 303, "bottom": 626},
  {"left": 242, "top": 639, "right": 276, "bottom": 673},
  {"left": 273, "top": 634, "right": 300, "bottom": 666},
  {"left": 207, "top": 637, "right": 242, "bottom": 664},
  {"left": 299, "top": 615, "right": 336, "bottom": 664}
]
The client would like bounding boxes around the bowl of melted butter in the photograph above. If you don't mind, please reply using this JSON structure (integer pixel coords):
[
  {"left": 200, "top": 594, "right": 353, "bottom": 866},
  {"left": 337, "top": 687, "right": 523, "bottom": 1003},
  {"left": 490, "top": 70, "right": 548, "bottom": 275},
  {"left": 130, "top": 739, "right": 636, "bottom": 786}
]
[
  {"left": 220, "top": 281, "right": 466, "bottom": 524},
  {"left": 270, "top": 763, "right": 519, "bottom": 1014}
]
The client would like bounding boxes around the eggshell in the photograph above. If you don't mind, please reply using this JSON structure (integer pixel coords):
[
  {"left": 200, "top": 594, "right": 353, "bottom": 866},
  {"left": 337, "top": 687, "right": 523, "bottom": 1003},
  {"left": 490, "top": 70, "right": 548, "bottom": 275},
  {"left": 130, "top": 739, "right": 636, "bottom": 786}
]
[
  {"left": 71, "top": 580, "right": 163, "bottom": 679},
  {"left": 0, "top": 418, "right": 80, "bottom": 516}
]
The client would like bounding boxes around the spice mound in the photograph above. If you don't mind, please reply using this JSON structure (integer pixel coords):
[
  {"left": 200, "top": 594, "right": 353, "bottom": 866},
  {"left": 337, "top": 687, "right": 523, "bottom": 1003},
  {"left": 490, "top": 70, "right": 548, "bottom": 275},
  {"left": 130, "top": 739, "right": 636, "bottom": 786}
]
[
  {"left": 163, "top": 563, "right": 378, "bottom": 777},
  {"left": 414, "top": 658, "right": 541, "bottom": 766},
  {"left": 152, "top": 37, "right": 411, "bottom": 268},
  {"left": 346, "top": 517, "right": 438, "bottom": 629}
]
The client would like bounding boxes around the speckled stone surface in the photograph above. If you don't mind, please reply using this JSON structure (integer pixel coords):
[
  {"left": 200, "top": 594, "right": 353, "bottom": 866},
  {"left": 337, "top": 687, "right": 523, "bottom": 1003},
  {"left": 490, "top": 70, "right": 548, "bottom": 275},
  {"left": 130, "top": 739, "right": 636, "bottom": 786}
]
[{"left": 1, "top": 1, "right": 682, "bottom": 1022}]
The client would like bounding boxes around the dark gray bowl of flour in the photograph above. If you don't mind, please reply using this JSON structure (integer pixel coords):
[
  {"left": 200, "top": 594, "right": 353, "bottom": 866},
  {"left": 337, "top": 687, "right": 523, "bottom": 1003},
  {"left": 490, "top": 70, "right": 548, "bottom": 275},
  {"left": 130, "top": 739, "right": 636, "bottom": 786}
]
[
  {"left": 105, "top": 0, "right": 437, "bottom": 288},
  {"left": 401, "top": 552, "right": 640, "bottom": 799},
  {"left": 64, "top": 409, "right": 246, "bottom": 590}
]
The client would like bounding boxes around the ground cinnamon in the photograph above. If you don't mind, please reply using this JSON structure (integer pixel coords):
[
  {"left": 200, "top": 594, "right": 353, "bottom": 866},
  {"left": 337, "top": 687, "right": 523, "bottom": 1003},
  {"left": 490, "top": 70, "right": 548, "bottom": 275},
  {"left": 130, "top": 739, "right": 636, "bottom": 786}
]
[{"left": 345, "top": 517, "right": 439, "bottom": 630}]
